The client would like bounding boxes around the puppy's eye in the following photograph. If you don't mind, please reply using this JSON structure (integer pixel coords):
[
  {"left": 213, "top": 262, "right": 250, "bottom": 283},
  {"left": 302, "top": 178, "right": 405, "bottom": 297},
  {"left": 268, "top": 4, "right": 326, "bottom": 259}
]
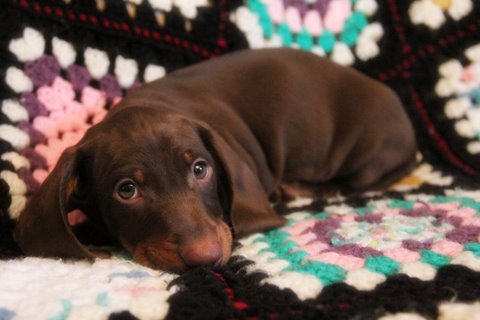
[
  {"left": 192, "top": 158, "right": 210, "bottom": 180},
  {"left": 116, "top": 180, "right": 139, "bottom": 200}
]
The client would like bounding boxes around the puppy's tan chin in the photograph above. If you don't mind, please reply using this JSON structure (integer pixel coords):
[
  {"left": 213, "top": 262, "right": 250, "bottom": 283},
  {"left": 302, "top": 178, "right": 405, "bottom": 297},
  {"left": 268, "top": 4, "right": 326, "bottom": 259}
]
[
  {"left": 134, "top": 245, "right": 187, "bottom": 272},
  {"left": 216, "top": 221, "right": 233, "bottom": 267},
  {"left": 134, "top": 244, "right": 229, "bottom": 273}
]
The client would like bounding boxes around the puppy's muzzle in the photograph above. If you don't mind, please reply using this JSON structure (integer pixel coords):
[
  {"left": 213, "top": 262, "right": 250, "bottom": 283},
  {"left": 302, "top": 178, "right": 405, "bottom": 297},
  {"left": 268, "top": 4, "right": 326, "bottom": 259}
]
[{"left": 180, "top": 238, "right": 223, "bottom": 268}]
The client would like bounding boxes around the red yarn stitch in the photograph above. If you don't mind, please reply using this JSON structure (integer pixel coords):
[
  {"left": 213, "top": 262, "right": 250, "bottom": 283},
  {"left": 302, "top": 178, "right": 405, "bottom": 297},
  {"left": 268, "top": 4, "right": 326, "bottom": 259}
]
[
  {"left": 214, "top": 272, "right": 251, "bottom": 311},
  {"left": 388, "top": 0, "right": 409, "bottom": 52},
  {"left": 379, "top": 0, "right": 480, "bottom": 175},
  {"left": 43, "top": 5, "right": 52, "bottom": 15},
  {"left": 9, "top": 0, "right": 223, "bottom": 58},
  {"left": 79, "top": 13, "right": 87, "bottom": 22},
  {"left": 378, "top": 19, "right": 480, "bottom": 81},
  {"left": 408, "top": 86, "right": 478, "bottom": 175},
  {"left": 338, "top": 302, "right": 351, "bottom": 309}
]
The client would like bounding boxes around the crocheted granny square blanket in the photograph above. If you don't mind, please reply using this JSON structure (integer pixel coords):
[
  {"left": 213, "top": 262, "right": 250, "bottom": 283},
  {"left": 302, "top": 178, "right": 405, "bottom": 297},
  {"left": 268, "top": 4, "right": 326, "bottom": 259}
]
[{"left": 1, "top": 0, "right": 480, "bottom": 319}]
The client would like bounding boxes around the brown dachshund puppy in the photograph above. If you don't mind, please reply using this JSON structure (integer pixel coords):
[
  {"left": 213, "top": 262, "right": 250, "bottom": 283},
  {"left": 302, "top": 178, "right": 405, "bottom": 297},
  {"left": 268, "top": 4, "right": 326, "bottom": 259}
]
[{"left": 15, "top": 48, "right": 416, "bottom": 272}]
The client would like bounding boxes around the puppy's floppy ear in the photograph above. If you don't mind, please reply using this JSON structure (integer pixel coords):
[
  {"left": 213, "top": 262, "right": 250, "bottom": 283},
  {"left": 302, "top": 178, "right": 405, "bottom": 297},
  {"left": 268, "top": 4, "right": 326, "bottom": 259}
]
[
  {"left": 195, "top": 122, "right": 286, "bottom": 237},
  {"left": 14, "top": 147, "right": 96, "bottom": 259}
]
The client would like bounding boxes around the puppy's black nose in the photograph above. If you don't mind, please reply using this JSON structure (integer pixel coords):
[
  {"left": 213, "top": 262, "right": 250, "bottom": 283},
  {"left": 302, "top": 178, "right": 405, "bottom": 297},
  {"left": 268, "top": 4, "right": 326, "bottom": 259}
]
[{"left": 181, "top": 239, "right": 223, "bottom": 268}]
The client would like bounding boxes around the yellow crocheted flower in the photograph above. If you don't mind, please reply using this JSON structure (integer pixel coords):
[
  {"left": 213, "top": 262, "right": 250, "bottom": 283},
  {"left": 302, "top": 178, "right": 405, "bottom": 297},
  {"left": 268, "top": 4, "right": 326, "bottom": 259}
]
[
  {"left": 433, "top": 0, "right": 452, "bottom": 10},
  {"left": 409, "top": 0, "right": 473, "bottom": 29}
]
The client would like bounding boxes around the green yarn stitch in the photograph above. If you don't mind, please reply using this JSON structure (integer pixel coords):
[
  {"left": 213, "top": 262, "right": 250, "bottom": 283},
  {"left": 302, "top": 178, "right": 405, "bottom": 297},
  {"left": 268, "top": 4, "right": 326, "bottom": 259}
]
[
  {"left": 456, "top": 198, "right": 480, "bottom": 212},
  {"left": 390, "top": 199, "right": 414, "bottom": 210},
  {"left": 473, "top": 89, "right": 480, "bottom": 104},
  {"left": 331, "top": 237, "right": 343, "bottom": 246},
  {"left": 278, "top": 23, "right": 293, "bottom": 46},
  {"left": 247, "top": 0, "right": 273, "bottom": 38},
  {"left": 257, "top": 229, "right": 289, "bottom": 245},
  {"left": 257, "top": 230, "right": 308, "bottom": 265},
  {"left": 420, "top": 250, "right": 450, "bottom": 269},
  {"left": 431, "top": 196, "right": 480, "bottom": 212},
  {"left": 340, "top": 27, "right": 358, "bottom": 47},
  {"left": 271, "top": 240, "right": 298, "bottom": 256},
  {"left": 402, "top": 223, "right": 427, "bottom": 235},
  {"left": 365, "top": 256, "right": 400, "bottom": 276},
  {"left": 389, "top": 196, "right": 480, "bottom": 212},
  {"left": 313, "top": 212, "right": 329, "bottom": 219},
  {"left": 258, "top": 6, "right": 273, "bottom": 38},
  {"left": 256, "top": 230, "right": 347, "bottom": 285},
  {"left": 290, "top": 260, "right": 346, "bottom": 285},
  {"left": 340, "top": 26, "right": 359, "bottom": 47},
  {"left": 318, "top": 31, "right": 335, "bottom": 53},
  {"left": 356, "top": 206, "right": 374, "bottom": 216},
  {"left": 347, "top": 12, "right": 368, "bottom": 31},
  {"left": 260, "top": 16, "right": 273, "bottom": 38},
  {"left": 340, "top": 12, "right": 367, "bottom": 47},
  {"left": 96, "top": 292, "right": 108, "bottom": 306},
  {"left": 258, "top": 231, "right": 294, "bottom": 253},
  {"left": 48, "top": 300, "right": 72, "bottom": 320},
  {"left": 285, "top": 250, "right": 310, "bottom": 265},
  {"left": 247, "top": 0, "right": 262, "bottom": 13},
  {"left": 285, "top": 218, "right": 297, "bottom": 227},
  {"left": 297, "top": 28, "right": 314, "bottom": 51},
  {"left": 465, "top": 242, "right": 480, "bottom": 257}
]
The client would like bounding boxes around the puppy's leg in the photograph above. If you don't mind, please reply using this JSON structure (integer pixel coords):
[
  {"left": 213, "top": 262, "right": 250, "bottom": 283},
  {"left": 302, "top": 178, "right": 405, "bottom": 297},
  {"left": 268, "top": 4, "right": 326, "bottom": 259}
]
[
  {"left": 278, "top": 181, "right": 350, "bottom": 201},
  {"left": 342, "top": 150, "right": 417, "bottom": 191},
  {"left": 279, "top": 149, "right": 417, "bottom": 200}
]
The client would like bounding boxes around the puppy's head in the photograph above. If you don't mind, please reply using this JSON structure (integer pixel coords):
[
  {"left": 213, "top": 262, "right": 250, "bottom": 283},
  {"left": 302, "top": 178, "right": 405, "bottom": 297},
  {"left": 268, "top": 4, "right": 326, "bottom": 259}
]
[{"left": 15, "top": 107, "right": 285, "bottom": 272}]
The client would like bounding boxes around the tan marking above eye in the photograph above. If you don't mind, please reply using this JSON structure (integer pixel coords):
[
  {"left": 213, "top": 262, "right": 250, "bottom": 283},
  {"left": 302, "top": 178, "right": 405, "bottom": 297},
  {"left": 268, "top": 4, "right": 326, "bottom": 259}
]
[
  {"left": 133, "top": 169, "right": 145, "bottom": 183},
  {"left": 183, "top": 151, "right": 195, "bottom": 165}
]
